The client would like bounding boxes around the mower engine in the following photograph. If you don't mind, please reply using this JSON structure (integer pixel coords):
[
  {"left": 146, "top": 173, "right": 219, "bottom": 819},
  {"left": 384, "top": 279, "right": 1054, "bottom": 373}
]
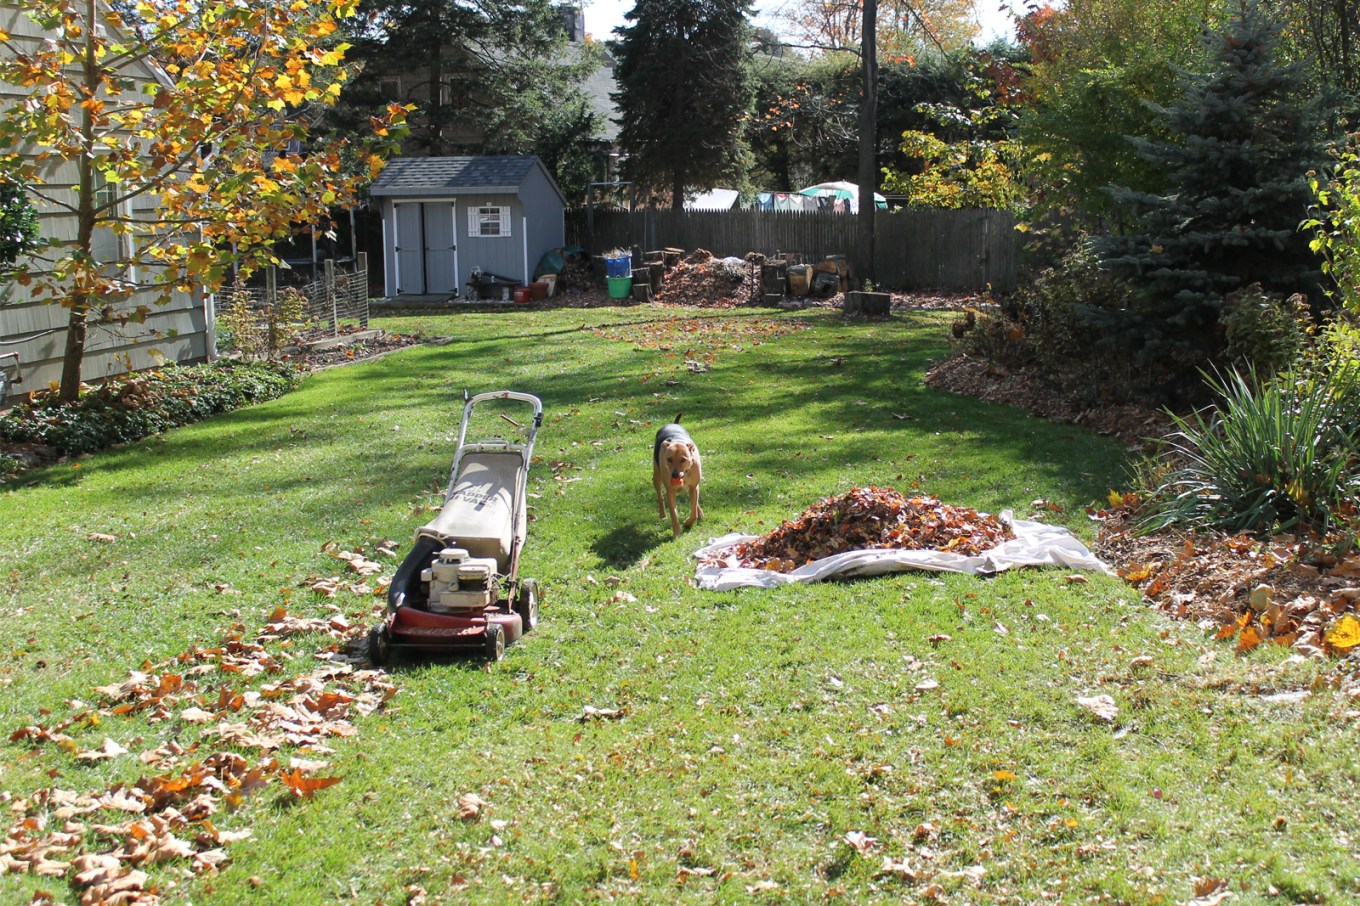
[{"left": 423, "top": 547, "right": 500, "bottom": 613}]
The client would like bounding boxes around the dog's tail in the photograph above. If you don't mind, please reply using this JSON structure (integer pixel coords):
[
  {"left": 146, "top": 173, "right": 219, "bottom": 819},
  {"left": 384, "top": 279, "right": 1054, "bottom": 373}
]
[{"left": 674, "top": 411, "right": 683, "bottom": 424}]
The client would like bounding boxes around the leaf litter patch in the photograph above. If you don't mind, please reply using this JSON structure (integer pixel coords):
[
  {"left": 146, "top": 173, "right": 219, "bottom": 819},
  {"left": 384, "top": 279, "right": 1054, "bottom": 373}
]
[
  {"left": 1095, "top": 502, "right": 1360, "bottom": 690},
  {"left": 589, "top": 316, "right": 810, "bottom": 369},
  {"left": 0, "top": 544, "right": 400, "bottom": 903}
]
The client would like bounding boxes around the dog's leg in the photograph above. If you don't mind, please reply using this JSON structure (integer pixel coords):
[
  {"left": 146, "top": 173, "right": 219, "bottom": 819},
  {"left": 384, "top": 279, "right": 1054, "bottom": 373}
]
[
  {"left": 684, "top": 484, "right": 701, "bottom": 529},
  {"left": 666, "top": 487, "right": 682, "bottom": 537},
  {"left": 654, "top": 469, "right": 667, "bottom": 518}
]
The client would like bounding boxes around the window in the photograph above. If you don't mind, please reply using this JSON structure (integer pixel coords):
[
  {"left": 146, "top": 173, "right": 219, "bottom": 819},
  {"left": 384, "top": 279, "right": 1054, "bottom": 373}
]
[
  {"left": 90, "top": 169, "right": 135, "bottom": 283},
  {"left": 468, "top": 206, "right": 512, "bottom": 238}
]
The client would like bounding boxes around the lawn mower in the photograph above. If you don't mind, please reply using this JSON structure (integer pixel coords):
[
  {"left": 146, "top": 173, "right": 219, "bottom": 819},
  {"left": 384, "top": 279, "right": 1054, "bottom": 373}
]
[{"left": 369, "top": 390, "right": 543, "bottom": 664}]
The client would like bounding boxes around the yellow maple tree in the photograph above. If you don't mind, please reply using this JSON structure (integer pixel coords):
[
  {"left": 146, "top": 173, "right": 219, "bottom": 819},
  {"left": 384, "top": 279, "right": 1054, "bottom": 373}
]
[{"left": 0, "top": 0, "right": 407, "bottom": 401}]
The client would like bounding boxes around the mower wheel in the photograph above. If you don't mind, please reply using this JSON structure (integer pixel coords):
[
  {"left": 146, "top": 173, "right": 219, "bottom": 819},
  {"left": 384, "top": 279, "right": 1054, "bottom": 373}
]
[
  {"left": 484, "top": 623, "right": 505, "bottom": 662},
  {"left": 368, "top": 625, "right": 391, "bottom": 667},
  {"left": 516, "top": 578, "right": 540, "bottom": 632}
]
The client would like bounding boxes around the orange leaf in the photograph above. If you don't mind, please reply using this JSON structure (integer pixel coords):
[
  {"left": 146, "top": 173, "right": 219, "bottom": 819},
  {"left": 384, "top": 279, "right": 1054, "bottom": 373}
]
[
  {"left": 1236, "top": 623, "right": 1263, "bottom": 653},
  {"left": 279, "top": 769, "right": 342, "bottom": 798}
]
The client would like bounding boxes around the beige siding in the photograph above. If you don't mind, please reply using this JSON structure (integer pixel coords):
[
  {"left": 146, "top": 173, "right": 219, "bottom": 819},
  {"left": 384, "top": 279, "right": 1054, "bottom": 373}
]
[{"left": 0, "top": 1, "right": 211, "bottom": 402}]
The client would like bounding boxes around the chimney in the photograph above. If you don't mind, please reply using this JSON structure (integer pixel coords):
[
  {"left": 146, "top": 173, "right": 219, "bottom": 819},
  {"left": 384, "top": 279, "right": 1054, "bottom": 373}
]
[{"left": 556, "top": 4, "right": 586, "bottom": 42}]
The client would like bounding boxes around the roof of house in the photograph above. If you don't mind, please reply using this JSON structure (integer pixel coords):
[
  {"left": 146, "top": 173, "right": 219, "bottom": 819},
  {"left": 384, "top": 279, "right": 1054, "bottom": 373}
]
[{"left": 370, "top": 155, "right": 566, "bottom": 205}]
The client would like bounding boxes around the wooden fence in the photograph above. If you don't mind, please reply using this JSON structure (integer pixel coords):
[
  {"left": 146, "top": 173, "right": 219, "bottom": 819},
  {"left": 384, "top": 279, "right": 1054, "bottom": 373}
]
[{"left": 567, "top": 207, "right": 1020, "bottom": 291}]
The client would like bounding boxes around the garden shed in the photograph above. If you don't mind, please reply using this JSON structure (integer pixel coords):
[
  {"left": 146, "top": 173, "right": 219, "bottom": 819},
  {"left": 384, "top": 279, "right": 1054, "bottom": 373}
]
[{"left": 371, "top": 156, "right": 566, "bottom": 298}]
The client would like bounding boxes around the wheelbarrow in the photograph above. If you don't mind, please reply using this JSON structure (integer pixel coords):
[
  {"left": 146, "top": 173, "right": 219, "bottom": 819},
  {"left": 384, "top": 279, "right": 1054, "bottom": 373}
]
[{"left": 369, "top": 390, "right": 543, "bottom": 663}]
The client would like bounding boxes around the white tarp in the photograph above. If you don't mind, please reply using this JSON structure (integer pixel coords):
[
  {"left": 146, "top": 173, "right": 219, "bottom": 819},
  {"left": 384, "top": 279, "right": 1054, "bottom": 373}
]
[{"left": 693, "top": 511, "right": 1112, "bottom": 591}]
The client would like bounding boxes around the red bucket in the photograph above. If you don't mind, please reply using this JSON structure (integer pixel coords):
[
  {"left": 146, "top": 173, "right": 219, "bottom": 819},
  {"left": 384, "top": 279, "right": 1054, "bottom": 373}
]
[{"left": 513, "top": 286, "right": 531, "bottom": 304}]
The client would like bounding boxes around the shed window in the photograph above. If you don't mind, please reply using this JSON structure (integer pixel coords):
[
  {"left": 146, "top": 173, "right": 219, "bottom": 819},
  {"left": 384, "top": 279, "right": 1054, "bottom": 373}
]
[{"left": 468, "top": 206, "right": 511, "bottom": 238}]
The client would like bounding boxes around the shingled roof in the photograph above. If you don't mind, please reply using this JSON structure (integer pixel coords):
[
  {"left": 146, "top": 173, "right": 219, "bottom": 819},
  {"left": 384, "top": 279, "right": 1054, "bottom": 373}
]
[{"left": 370, "top": 156, "right": 565, "bottom": 203}]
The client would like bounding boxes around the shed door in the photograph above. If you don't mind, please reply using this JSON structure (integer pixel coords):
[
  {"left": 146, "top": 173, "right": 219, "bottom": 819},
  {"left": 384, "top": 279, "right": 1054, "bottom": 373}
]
[
  {"left": 393, "top": 202, "right": 424, "bottom": 295},
  {"left": 423, "top": 202, "right": 458, "bottom": 294}
]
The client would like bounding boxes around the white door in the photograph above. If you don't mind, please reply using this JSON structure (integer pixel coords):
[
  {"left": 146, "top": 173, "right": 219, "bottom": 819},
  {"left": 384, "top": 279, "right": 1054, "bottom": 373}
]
[
  {"left": 393, "top": 202, "right": 424, "bottom": 294},
  {"left": 423, "top": 202, "right": 458, "bottom": 294}
]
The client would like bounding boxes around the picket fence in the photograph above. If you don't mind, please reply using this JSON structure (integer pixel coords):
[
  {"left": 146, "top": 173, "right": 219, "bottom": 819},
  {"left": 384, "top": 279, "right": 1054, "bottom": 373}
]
[{"left": 567, "top": 207, "right": 1020, "bottom": 291}]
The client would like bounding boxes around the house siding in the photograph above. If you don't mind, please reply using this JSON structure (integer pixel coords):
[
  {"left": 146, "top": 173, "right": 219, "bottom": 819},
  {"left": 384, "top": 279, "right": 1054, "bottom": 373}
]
[{"left": 0, "top": 1, "right": 211, "bottom": 402}]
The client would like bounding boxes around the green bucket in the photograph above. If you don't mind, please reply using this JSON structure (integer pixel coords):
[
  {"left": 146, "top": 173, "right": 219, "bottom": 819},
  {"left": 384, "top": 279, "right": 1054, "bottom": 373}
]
[{"left": 607, "top": 275, "right": 633, "bottom": 299}]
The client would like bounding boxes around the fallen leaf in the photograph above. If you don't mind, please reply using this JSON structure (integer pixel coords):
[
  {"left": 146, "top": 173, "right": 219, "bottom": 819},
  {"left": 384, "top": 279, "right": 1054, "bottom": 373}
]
[
  {"left": 456, "top": 793, "right": 488, "bottom": 820},
  {"left": 278, "top": 769, "right": 341, "bottom": 799},
  {"left": 1324, "top": 614, "right": 1360, "bottom": 651},
  {"left": 1076, "top": 694, "right": 1118, "bottom": 722},
  {"left": 87, "top": 533, "right": 117, "bottom": 544},
  {"left": 75, "top": 738, "right": 129, "bottom": 762},
  {"left": 843, "top": 830, "right": 877, "bottom": 854}
]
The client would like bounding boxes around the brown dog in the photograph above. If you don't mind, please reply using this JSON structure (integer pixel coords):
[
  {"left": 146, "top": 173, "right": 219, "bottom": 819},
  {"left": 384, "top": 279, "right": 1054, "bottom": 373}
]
[{"left": 653, "top": 413, "right": 703, "bottom": 537}]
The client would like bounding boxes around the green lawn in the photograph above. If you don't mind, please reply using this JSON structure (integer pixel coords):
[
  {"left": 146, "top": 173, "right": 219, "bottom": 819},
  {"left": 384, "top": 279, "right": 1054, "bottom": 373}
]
[{"left": 0, "top": 305, "right": 1354, "bottom": 904}]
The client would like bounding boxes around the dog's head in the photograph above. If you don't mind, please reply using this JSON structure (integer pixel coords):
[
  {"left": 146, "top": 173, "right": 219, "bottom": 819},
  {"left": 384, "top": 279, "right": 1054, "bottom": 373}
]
[{"left": 660, "top": 440, "right": 697, "bottom": 487}]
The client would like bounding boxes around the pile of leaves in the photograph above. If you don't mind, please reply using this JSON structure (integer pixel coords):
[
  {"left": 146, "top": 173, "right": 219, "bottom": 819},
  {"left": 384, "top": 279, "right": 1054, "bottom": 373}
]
[
  {"left": 652, "top": 249, "right": 752, "bottom": 308},
  {"left": 715, "top": 487, "right": 1013, "bottom": 572},
  {"left": 0, "top": 546, "right": 397, "bottom": 902}
]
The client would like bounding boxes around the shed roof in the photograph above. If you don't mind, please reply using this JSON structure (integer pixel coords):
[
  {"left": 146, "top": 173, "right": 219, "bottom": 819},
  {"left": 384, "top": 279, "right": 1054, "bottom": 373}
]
[{"left": 370, "top": 155, "right": 566, "bottom": 205}]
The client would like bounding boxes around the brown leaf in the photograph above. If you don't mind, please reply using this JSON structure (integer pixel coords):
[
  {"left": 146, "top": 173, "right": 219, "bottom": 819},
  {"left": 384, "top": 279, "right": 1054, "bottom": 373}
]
[
  {"left": 456, "top": 793, "right": 488, "bottom": 820},
  {"left": 75, "top": 738, "right": 128, "bottom": 762},
  {"left": 1075, "top": 695, "right": 1118, "bottom": 722},
  {"left": 843, "top": 830, "right": 877, "bottom": 854}
]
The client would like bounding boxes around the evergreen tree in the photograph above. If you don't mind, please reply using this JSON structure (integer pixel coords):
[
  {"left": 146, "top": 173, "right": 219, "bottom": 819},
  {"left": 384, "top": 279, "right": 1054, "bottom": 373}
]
[
  {"left": 0, "top": 176, "right": 38, "bottom": 274},
  {"left": 613, "top": 0, "right": 754, "bottom": 209},
  {"left": 1091, "top": 0, "right": 1322, "bottom": 379},
  {"left": 332, "top": 0, "right": 600, "bottom": 188}
]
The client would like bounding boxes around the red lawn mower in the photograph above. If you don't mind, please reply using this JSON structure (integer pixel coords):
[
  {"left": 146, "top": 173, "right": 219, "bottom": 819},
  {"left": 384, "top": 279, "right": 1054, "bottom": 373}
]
[{"left": 369, "top": 390, "right": 543, "bottom": 663}]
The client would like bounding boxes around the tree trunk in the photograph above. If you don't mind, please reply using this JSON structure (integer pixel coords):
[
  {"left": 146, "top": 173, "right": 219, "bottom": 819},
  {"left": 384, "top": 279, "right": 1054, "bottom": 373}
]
[
  {"left": 854, "top": 0, "right": 878, "bottom": 289},
  {"left": 59, "top": 0, "right": 99, "bottom": 403}
]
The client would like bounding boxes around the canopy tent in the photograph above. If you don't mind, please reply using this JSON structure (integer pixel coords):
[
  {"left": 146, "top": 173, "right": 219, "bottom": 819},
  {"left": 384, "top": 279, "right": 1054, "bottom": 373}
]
[
  {"left": 797, "top": 181, "right": 888, "bottom": 214},
  {"left": 684, "top": 188, "right": 741, "bottom": 211}
]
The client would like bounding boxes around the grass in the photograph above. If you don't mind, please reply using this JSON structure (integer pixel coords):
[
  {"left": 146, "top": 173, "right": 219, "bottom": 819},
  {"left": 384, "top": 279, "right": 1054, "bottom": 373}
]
[{"left": 0, "top": 304, "right": 1356, "bottom": 904}]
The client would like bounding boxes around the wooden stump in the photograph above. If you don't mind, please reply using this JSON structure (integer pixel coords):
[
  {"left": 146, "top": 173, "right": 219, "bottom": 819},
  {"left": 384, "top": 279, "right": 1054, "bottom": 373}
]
[{"left": 843, "top": 291, "right": 892, "bottom": 317}]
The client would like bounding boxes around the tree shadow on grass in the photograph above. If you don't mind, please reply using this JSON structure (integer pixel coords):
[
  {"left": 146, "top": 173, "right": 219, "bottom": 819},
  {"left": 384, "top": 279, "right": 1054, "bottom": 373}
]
[{"left": 592, "top": 520, "right": 663, "bottom": 570}]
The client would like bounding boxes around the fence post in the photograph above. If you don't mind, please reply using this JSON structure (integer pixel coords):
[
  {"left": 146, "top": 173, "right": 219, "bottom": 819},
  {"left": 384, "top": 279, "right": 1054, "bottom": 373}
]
[
  {"left": 325, "top": 258, "right": 338, "bottom": 338},
  {"left": 357, "top": 252, "right": 369, "bottom": 328},
  {"left": 265, "top": 265, "right": 278, "bottom": 355}
]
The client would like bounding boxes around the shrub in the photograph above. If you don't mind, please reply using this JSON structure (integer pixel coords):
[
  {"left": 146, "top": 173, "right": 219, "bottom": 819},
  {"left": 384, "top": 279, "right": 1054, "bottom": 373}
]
[
  {"left": 0, "top": 361, "right": 300, "bottom": 457},
  {"left": 1139, "top": 360, "right": 1360, "bottom": 534},
  {"left": 957, "top": 242, "right": 1150, "bottom": 405},
  {"left": 216, "top": 285, "right": 312, "bottom": 361},
  {"left": 1219, "top": 284, "right": 1313, "bottom": 374}
]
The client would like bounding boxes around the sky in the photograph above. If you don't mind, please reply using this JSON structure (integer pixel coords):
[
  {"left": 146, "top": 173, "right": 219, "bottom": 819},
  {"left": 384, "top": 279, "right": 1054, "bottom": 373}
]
[{"left": 581, "top": 0, "right": 1024, "bottom": 46}]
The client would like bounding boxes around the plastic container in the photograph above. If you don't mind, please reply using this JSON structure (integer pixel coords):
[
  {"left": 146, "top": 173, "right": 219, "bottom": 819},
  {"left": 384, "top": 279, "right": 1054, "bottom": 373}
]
[
  {"left": 529, "top": 281, "right": 549, "bottom": 300},
  {"left": 606, "top": 275, "right": 633, "bottom": 299},
  {"left": 604, "top": 255, "right": 632, "bottom": 278},
  {"left": 513, "top": 286, "right": 531, "bottom": 303}
]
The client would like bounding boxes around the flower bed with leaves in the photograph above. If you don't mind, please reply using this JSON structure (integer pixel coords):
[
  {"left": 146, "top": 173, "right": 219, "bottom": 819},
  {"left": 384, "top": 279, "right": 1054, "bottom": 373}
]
[
  {"left": 711, "top": 486, "right": 1014, "bottom": 573},
  {"left": 0, "top": 361, "right": 298, "bottom": 458}
]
